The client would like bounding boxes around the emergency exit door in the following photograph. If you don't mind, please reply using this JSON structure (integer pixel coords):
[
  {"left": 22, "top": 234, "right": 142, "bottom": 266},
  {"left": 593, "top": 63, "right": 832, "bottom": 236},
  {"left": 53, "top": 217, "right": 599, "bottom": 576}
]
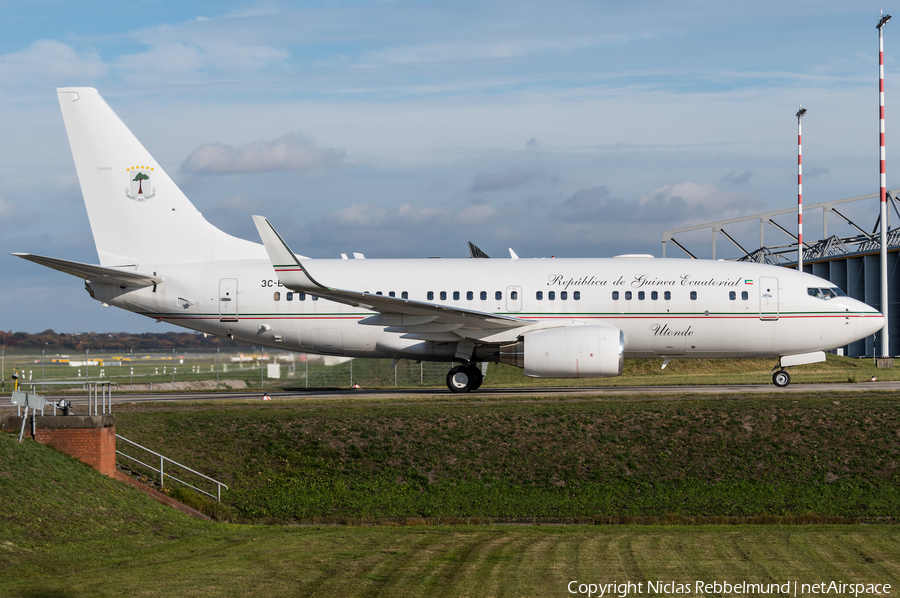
[{"left": 219, "top": 278, "right": 238, "bottom": 322}]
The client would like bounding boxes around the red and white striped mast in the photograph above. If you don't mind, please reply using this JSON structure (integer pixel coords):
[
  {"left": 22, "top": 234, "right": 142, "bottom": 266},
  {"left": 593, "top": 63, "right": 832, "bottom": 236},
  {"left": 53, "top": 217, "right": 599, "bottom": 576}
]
[
  {"left": 797, "top": 105, "right": 806, "bottom": 271},
  {"left": 878, "top": 11, "right": 891, "bottom": 358}
]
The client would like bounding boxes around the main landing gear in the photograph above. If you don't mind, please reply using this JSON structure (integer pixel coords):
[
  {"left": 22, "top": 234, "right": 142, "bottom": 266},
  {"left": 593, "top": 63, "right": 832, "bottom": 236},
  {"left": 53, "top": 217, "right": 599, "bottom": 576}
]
[
  {"left": 772, "top": 369, "right": 791, "bottom": 388},
  {"left": 446, "top": 363, "right": 484, "bottom": 393}
]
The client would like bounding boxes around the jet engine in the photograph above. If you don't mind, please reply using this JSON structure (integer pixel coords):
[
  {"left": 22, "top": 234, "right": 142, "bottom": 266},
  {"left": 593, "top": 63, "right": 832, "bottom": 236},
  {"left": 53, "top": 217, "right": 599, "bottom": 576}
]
[{"left": 498, "top": 324, "right": 624, "bottom": 378}]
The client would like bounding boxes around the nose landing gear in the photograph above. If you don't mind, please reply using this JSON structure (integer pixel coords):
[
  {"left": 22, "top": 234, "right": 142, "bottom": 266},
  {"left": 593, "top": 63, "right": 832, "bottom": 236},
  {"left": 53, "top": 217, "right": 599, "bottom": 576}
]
[
  {"left": 772, "top": 369, "right": 791, "bottom": 388},
  {"left": 446, "top": 363, "right": 484, "bottom": 393}
]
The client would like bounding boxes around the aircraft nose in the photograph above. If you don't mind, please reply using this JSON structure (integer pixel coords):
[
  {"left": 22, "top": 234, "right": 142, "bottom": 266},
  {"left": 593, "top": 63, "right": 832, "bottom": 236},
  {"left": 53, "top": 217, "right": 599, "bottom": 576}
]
[
  {"left": 858, "top": 304, "right": 885, "bottom": 337},
  {"left": 867, "top": 310, "right": 886, "bottom": 335}
]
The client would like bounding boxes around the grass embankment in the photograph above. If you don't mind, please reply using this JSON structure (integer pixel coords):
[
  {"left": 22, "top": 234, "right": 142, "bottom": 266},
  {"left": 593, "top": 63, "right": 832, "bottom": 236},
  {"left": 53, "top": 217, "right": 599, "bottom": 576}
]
[
  {"left": 113, "top": 392, "right": 900, "bottom": 523},
  {"left": 3, "top": 398, "right": 900, "bottom": 597},
  {"left": 3, "top": 431, "right": 900, "bottom": 597}
]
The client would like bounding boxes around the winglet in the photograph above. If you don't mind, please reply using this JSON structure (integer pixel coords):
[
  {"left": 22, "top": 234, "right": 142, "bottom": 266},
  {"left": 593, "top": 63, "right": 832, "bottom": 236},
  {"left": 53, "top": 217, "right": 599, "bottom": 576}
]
[{"left": 252, "top": 215, "right": 327, "bottom": 292}]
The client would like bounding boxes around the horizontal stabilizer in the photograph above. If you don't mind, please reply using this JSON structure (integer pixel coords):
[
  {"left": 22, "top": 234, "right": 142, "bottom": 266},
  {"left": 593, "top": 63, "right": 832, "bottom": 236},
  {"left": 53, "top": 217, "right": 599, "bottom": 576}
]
[{"left": 12, "top": 253, "right": 163, "bottom": 288}]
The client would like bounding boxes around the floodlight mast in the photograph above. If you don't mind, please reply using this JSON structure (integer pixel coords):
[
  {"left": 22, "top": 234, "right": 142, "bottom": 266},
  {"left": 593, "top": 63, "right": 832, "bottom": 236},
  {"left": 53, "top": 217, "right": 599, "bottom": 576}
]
[
  {"left": 797, "top": 105, "right": 807, "bottom": 272},
  {"left": 878, "top": 12, "right": 892, "bottom": 358}
]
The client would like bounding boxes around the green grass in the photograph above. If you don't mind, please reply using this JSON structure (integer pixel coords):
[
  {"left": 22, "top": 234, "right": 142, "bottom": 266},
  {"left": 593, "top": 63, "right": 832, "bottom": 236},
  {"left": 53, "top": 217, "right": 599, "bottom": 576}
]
[
  {"left": 110, "top": 391, "right": 900, "bottom": 523},
  {"left": 3, "top": 397, "right": 900, "bottom": 597},
  {"left": 3, "top": 523, "right": 900, "bottom": 598},
  {"left": 479, "top": 354, "right": 900, "bottom": 387}
]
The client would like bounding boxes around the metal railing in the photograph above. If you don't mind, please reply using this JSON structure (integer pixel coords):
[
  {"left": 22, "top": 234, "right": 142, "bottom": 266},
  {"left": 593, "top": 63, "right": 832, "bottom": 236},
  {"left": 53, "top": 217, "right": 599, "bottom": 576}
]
[
  {"left": 15, "top": 380, "right": 113, "bottom": 416},
  {"left": 115, "top": 434, "right": 228, "bottom": 502}
]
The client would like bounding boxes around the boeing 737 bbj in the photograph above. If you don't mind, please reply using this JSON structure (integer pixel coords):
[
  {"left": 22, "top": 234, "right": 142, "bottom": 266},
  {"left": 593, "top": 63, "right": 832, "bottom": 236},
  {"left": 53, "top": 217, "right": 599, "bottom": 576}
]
[{"left": 14, "top": 88, "right": 885, "bottom": 391}]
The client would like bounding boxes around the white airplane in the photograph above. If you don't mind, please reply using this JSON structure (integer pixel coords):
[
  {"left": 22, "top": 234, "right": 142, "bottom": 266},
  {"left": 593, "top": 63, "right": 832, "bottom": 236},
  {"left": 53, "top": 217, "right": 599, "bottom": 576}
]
[{"left": 14, "top": 88, "right": 885, "bottom": 392}]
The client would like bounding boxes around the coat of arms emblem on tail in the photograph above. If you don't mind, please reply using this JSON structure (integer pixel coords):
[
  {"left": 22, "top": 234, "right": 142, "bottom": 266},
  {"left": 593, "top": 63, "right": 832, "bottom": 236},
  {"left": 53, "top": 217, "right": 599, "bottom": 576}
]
[{"left": 125, "top": 166, "right": 156, "bottom": 200}]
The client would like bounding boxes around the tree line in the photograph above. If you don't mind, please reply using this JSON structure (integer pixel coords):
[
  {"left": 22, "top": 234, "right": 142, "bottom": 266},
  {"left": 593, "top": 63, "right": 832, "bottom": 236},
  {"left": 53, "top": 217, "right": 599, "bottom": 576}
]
[{"left": 0, "top": 330, "right": 251, "bottom": 352}]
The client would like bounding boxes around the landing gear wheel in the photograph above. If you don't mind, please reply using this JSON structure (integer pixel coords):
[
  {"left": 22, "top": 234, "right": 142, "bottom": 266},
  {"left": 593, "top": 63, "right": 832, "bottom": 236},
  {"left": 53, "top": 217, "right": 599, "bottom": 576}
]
[
  {"left": 772, "top": 370, "right": 791, "bottom": 388},
  {"left": 468, "top": 366, "right": 484, "bottom": 391},
  {"left": 447, "top": 366, "right": 472, "bottom": 393}
]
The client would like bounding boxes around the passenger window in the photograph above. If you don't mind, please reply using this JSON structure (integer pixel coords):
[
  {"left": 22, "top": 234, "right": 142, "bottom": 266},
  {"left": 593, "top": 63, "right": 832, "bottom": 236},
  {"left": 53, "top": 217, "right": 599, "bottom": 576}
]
[
  {"left": 664, "top": 291, "right": 671, "bottom": 300},
  {"left": 388, "top": 291, "right": 395, "bottom": 297},
  {"left": 401, "top": 291, "right": 408, "bottom": 299},
  {"left": 440, "top": 291, "right": 447, "bottom": 300},
  {"left": 574, "top": 291, "right": 580, "bottom": 300},
  {"left": 638, "top": 291, "right": 645, "bottom": 300},
  {"left": 427, "top": 291, "right": 434, "bottom": 300},
  {"left": 273, "top": 292, "right": 280, "bottom": 301},
  {"left": 495, "top": 291, "right": 502, "bottom": 300},
  {"left": 466, "top": 291, "right": 474, "bottom": 300},
  {"left": 729, "top": 291, "right": 736, "bottom": 300},
  {"left": 311, "top": 295, "right": 318, "bottom": 301},
  {"left": 560, "top": 291, "right": 567, "bottom": 300},
  {"left": 612, "top": 291, "right": 619, "bottom": 300},
  {"left": 480, "top": 291, "right": 487, "bottom": 300},
  {"left": 510, "top": 291, "right": 518, "bottom": 300},
  {"left": 376, "top": 291, "right": 383, "bottom": 295},
  {"left": 625, "top": 291, "right": 632, "bottom": 300},
  {"left": 453, "top": 291, "right": 460, "bottom": 300},
  {"left": 741, "top": 291, "right": 749, "bottom": 300},
  {"left": 690, "top": 291, "right": 697, "bottom": 300},
  {"left": 548, "top": 291, "right": 556, "bottom": 300},
  {"left": 536, "top": 291, "right": 543, "bottom": 300},
  {"left": 299, "top": 292, "right": 306, "bottom": 301},
  {"left": 287, "top": 292, "right": 293, "bottom": 301},
  {"left": 651, "top": 291, "right": 658, "bottom": 300}
]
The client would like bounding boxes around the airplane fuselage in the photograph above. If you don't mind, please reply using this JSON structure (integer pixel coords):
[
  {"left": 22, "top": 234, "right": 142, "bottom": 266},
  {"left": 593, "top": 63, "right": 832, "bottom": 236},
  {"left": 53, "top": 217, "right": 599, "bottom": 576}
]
[{"left": 91, "top": 256, "right": 882, "bottom": 363}]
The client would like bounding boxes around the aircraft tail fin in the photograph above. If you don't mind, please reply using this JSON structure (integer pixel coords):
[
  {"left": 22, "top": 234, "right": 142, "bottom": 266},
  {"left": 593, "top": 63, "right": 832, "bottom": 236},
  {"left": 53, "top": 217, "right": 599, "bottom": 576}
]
[{"left": 57, "top": 88, "right": 265, "bottom": 267}]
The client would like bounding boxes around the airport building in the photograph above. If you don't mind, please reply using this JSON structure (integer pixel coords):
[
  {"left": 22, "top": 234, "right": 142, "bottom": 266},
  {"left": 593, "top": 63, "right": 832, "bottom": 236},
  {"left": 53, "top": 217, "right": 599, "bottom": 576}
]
[{"left": 662, "top": 190, "right": 900, "bottom": 358}]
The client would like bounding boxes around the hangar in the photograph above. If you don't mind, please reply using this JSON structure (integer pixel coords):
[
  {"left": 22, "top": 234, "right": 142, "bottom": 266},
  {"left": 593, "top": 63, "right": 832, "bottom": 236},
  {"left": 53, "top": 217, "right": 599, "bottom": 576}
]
[{"left": 662, "top": 190, "right": 900, "bottom": 358}]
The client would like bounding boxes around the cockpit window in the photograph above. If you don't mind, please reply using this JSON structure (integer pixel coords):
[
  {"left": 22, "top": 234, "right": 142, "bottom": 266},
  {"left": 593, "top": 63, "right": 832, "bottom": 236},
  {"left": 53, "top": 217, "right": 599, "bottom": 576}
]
[{"left": 808, "top": 287, "right": 846, "bottom": 300}]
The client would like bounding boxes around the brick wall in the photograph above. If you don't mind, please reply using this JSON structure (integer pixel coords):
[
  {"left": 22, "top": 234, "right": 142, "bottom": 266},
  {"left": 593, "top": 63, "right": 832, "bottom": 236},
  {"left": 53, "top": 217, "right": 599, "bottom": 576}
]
[
  {"left": 3, "top": 415, "right": 117, "bottom": 477},
  {"left": 35, "top": 425, "right": 117, "bottom": 476}
]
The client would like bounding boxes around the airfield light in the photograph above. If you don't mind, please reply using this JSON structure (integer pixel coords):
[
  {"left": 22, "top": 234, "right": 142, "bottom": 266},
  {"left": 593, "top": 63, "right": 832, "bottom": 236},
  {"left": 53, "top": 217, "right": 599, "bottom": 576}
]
[
  {"left": 797, "top": 105, "right": 807, "bottom": 272},
  {"left": 878, "top": 12, "right": 891, "bottom": 358}
]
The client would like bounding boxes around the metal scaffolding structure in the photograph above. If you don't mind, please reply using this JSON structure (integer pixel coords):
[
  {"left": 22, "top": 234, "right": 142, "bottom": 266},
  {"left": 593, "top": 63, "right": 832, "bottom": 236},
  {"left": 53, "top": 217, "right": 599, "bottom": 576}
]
[{"left": 661, "top": 189, "right": 900, "bottom": 265}]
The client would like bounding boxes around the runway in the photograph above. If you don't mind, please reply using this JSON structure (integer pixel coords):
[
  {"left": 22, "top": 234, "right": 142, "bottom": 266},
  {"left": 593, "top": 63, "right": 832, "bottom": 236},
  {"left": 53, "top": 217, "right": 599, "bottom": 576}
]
[{"left": 6, "top": 380, "right": 899, "bottom": 412}]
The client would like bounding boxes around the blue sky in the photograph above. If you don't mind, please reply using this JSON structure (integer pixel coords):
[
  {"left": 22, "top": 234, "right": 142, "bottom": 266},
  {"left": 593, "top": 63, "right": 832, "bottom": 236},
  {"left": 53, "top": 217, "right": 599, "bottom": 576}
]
[{"left": 1, "top": 0, "right": 897, "bottom": 332}]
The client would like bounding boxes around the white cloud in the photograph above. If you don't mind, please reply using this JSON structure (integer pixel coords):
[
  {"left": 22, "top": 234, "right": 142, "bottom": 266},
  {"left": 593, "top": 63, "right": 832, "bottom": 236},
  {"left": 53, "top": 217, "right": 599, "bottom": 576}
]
[
  {"left": 115, "top": 41, "right": 288, "bottom": 85},
  {"left": 0, "top": 40, "right": 108, "bottom": 84},
  {"left": 292, "top": 181, "right": 765, "bottom": 259},
  {"left": 181, "top": 133, "right": 345, "bottom": 174},
  {"left": 357, "top": 36, "right": 614, "bottom": 67},
  {"left": 635, "top": 182, "right": 763, "bottom": 223}
]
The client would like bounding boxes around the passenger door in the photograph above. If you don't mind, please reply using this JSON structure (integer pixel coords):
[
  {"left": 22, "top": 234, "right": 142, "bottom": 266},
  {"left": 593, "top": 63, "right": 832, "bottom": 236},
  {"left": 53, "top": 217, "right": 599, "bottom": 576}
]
[{"left": 759, "top": 277, "right": 779, "bottom": 321}]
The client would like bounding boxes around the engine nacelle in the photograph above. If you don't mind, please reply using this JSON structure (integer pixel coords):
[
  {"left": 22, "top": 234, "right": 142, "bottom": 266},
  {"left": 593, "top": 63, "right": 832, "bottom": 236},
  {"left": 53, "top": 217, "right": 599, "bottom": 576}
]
[{"left": 500, "top": 325, "right": 624, "bottom": 378}]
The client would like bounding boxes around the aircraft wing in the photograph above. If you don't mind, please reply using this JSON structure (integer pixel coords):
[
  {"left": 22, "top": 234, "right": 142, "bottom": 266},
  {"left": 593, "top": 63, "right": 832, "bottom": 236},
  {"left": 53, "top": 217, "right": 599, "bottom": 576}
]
[
  {"left": 252, "top": 216, "right": 535, "bottom": 331},
  {"left": 13, "top": 253, "right": 163, "bottom": 288}
]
